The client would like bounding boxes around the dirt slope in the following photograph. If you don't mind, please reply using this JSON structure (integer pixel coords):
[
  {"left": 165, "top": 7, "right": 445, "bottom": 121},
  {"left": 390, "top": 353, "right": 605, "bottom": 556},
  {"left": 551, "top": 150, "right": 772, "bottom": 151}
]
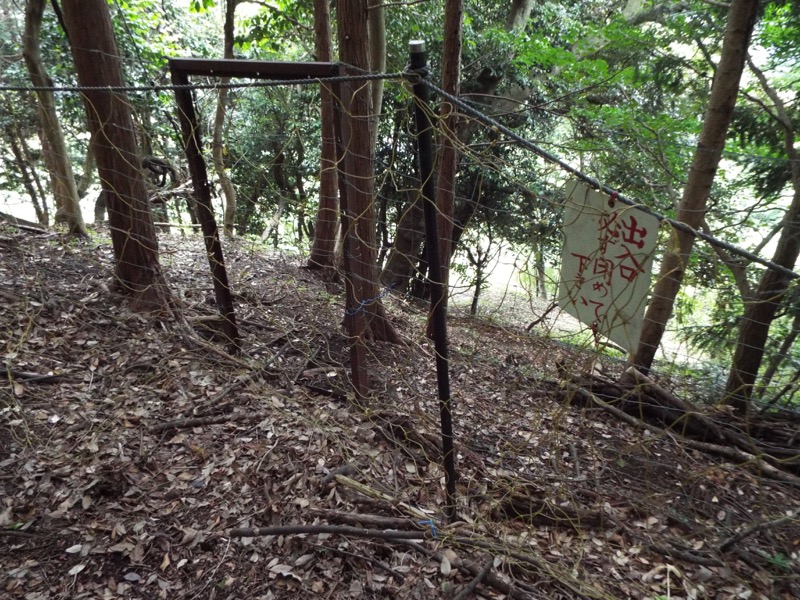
[{"left": 1, "top": 229, "right": 798, "bottom": 599}]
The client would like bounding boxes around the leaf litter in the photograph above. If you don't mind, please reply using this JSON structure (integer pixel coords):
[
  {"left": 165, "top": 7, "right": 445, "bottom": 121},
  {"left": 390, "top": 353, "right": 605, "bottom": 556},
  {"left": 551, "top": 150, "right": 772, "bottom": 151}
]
[{"left": 1, "top": 228, "right": 799, "bottom": 599}]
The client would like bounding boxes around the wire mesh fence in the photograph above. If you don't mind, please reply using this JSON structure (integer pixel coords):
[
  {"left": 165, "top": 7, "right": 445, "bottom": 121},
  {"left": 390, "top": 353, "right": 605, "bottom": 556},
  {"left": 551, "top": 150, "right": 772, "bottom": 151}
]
[{"left": 3, "top": 56, "right": 800, "bottom": 598}]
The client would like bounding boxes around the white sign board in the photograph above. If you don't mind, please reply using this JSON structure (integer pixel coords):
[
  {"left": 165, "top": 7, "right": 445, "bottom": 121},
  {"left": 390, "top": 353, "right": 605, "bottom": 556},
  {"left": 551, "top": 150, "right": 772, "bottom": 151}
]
[{"left": 558, "top": 180, "right": 659, "bottom": 353}]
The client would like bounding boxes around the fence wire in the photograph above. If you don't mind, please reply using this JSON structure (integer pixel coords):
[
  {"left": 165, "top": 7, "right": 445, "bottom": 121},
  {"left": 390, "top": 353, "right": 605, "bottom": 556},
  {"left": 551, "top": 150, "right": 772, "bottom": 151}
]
[{"left": 2, "top": 69, "right": 800, "bottom": 599}]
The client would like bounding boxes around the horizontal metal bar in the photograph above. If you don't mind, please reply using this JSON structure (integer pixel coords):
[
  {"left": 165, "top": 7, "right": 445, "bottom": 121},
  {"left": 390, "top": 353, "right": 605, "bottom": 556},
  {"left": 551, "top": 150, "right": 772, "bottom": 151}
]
[{"left": 167, "top": 58, "right": 340, "bottom": 80}]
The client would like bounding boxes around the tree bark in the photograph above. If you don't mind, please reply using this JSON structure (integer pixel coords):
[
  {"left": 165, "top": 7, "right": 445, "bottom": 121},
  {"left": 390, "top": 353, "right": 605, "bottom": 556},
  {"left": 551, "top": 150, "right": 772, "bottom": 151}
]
[
  {"left": 507, "top": 0, "right": 535, "bottom": 31},
  {"left": 367, "top": 0, "right": 385, "bottom": 152},
  {"left": 337, "top": 0, "right": 399, "bottom": 343},
  {"left": 22, "top": 0, "right": 86, "bottom": 236},
  {"left": 634, "top": 0, "right": 759, "bottom": 372},
  {"left": 379, "top": 191, "right": 425, "bottom": 292},
  {"left": 724, "top": 58, "right": 800, "bottom": 414},
  {"left": 425, "top": 0, "right": 463, "bottom": 336},
  {"left": 213, "top": 0, "right": 237, "bottom": 237},
  {"left": 5, "top": 122, "right": 48, "bottom": 226},
  {"left": 379, "top": 1, "right": 507, "bottom": 292},
  {"left": 307, "top": 0, "right": 339, "bottom": 269},
  {"left": 62, "top": 0, "right": 171, "bottom": 312}
]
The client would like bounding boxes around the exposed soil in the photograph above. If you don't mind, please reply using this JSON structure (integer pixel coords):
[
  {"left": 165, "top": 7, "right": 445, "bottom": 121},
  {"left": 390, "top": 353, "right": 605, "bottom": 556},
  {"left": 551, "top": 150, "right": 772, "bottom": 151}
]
[{"left": 1, "top": 227, "right": 799, "bottom": 599}]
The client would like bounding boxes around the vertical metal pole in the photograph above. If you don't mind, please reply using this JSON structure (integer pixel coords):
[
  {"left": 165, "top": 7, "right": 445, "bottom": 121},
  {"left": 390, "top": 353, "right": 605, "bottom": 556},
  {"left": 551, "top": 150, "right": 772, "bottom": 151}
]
[
  {"left": 170, "top": 65, "right": 240, "bottom": 352},
  {"left": 409, "top": 40, "right": 457, "bottom": 521}
]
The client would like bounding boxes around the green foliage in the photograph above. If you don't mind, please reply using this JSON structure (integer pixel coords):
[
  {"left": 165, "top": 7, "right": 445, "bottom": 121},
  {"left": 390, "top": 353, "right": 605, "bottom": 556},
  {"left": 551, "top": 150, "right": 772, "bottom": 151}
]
[{"left": 2, "top": 0, "right": 799, "bottom": 395}]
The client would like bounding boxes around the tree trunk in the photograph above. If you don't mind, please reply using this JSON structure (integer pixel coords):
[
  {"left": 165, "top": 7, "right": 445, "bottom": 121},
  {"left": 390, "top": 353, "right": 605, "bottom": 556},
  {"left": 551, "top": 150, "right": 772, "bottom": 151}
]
[
  {"left": 5, "top": 123, "right": 48, "bottom": 226},
  {"left": 213, "top": 0, "right": 237, "bottom": 237},
  {"left": 62, "top": 0, "right": 171, "bottom": 312},
  {"left": 755, "top": 311, "right": 800, "bottom": 400},
  {"left": 261, "top": 195, "right": 287, "bottom": 244},
  {"left": 724, "top": 58, "right": 800, "bottom": 414},
  {"left": 380, "top": 191, "right": 425, "bottom": 292},
  {"left": 337, "top": 0, "right": 399, "bottom": 343},
  {"left": 534, "top": 242, "right": 547, "bottom": 299},
  {"left": 307, "top": 0, "right": 339, "bottom": 270},
  {"left": 76, "top": 137, "right": 96, "bottom": 199},
  {"left": 367, "top": 0, "right": 385, "bottom": 152},
  {"left": 22, "top": 0, "right": 86, "bottom": 236},
  {"left": 379, "top": 3, "right": 505, "bottom": 292},
  {"left": 634, "top": 0, "right": 759, "bottom": 372},
  {"left": 425, "top": 0, "right": 463, "bottom": 336},
  {"left": 507, "top": 0, "right": 535, "bottom": 31}
]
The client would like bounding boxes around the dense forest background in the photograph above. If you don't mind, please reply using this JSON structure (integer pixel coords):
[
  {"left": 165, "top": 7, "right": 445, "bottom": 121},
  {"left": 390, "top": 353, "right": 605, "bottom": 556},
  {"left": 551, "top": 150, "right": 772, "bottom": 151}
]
[
  {"left": 6, "top": 0, "right": 798, "bottom": 411},
  {"left": 2, "top": 1, "right": 800, "bottom": 598}
]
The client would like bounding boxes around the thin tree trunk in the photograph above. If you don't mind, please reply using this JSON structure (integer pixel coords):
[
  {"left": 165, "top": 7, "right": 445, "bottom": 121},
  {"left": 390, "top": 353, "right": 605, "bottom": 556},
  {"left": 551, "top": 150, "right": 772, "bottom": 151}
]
[
  {"left": 307, "top": 0, "right": 339, "bottom": 270},
  {"left": 5, "top": 124, "right": 47, "bottom": 225},
  {"left": 634, "top": 0, "right": 759, "bottom": 373},
  {"left": 261, "top": 196, "right": 287, "bottom": 243},
  {"left": 367, "top": 0, "right": 385, "bottom": 153},
  {"left": 213, "top": 0, "right": 237, "bottom": 237},
  {"left": 380, "top": 191, "right": 425, "bottom": 292},
  {"left": 62, "top": 0, "right": 171, "bottom": 312},
  {"left": 18, "top": 115, "right": 50, "bottom": 223},
  {"left": 534, "top": 243, "right": 547, "bottom": 299},
  {"left": 338, "top": 0, "right": 399, "bottom": 343},
  {"left": 22, "top": 0, "right": 86, "bottom": 236},
  {"left": 426, "top": 0, "right": 463, "bottom": 336},
  {"left": 755, "top": 311, "right": 800, "bottom": 400},
  {"left": 76, "top": 137, "right": 95, "bottom": 198},
  {"left": 724, "top": 58, "right": 800, "bottom": 414}
]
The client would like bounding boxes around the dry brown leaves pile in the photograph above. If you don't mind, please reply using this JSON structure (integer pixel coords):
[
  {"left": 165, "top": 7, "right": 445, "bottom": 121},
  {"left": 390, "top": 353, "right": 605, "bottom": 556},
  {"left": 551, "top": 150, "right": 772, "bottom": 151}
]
[{"left": 1, "top": 227, "right": 799, "bottom": 600}]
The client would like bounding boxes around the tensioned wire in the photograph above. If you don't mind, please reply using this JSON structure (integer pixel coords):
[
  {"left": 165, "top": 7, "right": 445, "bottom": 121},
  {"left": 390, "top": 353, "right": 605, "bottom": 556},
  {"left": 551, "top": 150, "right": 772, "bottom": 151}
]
[
  {"left": 0, "top": 71, "right": 405, "bottom": 94},
  {"left": 411, "top": 74, "right": 800, "bottom": 282},
  {"left": 5, "top": 64, "right": 797, "bottom": 280}
]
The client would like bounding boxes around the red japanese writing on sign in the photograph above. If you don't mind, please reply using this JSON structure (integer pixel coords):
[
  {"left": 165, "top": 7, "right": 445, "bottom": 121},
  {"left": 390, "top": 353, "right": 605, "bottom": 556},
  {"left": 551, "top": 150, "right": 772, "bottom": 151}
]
[{"left": 557, "top": 181, "right": 659, "bottom": 353}]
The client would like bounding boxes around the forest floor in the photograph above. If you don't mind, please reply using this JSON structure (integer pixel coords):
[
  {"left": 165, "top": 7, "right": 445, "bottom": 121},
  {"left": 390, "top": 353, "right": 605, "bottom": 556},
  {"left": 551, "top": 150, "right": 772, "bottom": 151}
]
[{"left": 1, "top": 226, "right": 799, "bottom": 600}]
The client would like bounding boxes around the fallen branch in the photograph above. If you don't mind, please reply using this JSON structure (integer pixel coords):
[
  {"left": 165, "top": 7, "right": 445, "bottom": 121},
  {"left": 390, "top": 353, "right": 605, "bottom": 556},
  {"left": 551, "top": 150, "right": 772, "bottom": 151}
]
[
  {"left": 719, "top": 510, "right": 800, "bottom": 552},
  {"left": 228, "top": 524, "right": 430, "bottom": 541},
  {"left": 5, "top": 368, "right": 85, "bottom": 384},
  {"left": 561, "top": 382, "right": 800, "bottom": 485},
  {"left": 150, "top": 410, "right": 270, "bottom": 432},
  {"left": 306, "top": 541, "right": 407, "bottom": 581},
  {"left": 308, "top": 507, "right": 421, "bottom": 530},
  {"left": 646, "top": 543, "right": 724, "bottom": 567},
  {"left": 453, "top": 556, "right": 494, "bottom": 600},
  {"left": 333, "top": 474, "right": 432, "bottom": 521},
  {"left": 402, "top": 540, "right": 535, "bottom": 600},
  {"left": 449, "top": 535, "right": 605, "bottom": 599},
  {"left": 182, "top": 343, "right": 287, "bottom": 418},
  {"left": 0, "top": 210, "right": 47, "bottom": 232}
]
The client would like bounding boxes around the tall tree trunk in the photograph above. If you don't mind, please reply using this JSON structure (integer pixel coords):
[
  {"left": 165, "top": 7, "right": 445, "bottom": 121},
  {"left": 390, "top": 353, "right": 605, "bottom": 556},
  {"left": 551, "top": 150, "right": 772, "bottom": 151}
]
[
  {"left": 755, "top": 311, "right": 800, "bottom": 400},
  {"left": 307, "top": 0, "right": 339, "bottom": 270},
  {"left": 213, "top": 0, "right": 237, "bottom": 237},
  {"left": 724, "top": 58, "right": 800, "bottom": 414},
  {"left": 634, "top": 0, "right": 759, "bottom": 372},
  {"left": 379, "top": 1, "right": 506, "bottom": 291},
  {"left": 425, "top": 0, "right": 463, "bottom": 336},
  {"left": 367, "top": 0, "right": 385, "bottom": 153},
  {"left": 507, "top": 0, "right": 535, "bottom": 31},
  {"left": 338, "top": 0, "right": 399, "bottom": 343},
  {"left": 5, "top": 123, "right": 48, "bottom": 225},
  {"left": 62, "top": 0, "right": 171, "bottom": 312},
  {"left": 380, "top": 191, "right": 425, "bottom": 292},
  {"left": 22, "top": 0, "right": 86, "bottom": 236}
]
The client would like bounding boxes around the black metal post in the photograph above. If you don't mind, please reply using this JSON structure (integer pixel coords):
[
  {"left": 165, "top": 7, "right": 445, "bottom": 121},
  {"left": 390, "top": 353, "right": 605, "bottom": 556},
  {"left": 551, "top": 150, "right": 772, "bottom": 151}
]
[
  {"left": 170, "top": 64, "right": 240, "bottom": 352},
  {"left": 409, "top": 40, "right": 457, "bottom": 521}
]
